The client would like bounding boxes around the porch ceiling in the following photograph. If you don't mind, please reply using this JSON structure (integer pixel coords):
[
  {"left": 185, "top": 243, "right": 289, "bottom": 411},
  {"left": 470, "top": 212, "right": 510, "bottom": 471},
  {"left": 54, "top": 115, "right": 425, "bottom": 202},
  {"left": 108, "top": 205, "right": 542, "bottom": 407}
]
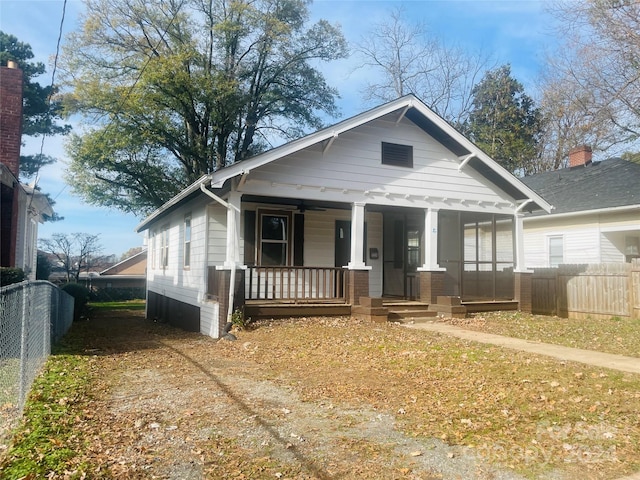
[{"left": 241, "top": 195, "right": 351, "bottom": 212}]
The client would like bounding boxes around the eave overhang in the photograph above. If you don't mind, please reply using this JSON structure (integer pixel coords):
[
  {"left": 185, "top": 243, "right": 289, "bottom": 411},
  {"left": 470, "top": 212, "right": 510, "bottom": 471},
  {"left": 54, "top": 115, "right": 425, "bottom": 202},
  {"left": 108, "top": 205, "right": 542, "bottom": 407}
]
[{"left": 135, "top": 95, "right": 552, "bottom": 233}]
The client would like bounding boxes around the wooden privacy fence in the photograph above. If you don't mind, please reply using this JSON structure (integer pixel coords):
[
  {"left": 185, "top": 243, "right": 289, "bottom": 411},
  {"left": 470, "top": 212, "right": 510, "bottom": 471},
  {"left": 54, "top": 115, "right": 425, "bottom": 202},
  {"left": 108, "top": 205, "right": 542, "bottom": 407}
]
[{"left": 532, "top": 260, "right": 640, "bottom": 319}]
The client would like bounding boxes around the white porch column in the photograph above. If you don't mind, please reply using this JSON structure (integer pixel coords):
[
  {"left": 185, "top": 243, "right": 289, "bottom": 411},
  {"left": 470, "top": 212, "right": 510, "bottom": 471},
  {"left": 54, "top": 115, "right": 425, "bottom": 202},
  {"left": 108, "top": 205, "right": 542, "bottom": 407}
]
[
  {"left": 224, "top": 191, "right": 242, "bottom": 268},
  {"left": 348, "top": 201, "right": 368, "bottom": 269},
  {"left": 514, "top": 213, "right": 528, "bottom": 272},
  {"left": 418, "top": 207, "right": 444, "bottom": 271}
]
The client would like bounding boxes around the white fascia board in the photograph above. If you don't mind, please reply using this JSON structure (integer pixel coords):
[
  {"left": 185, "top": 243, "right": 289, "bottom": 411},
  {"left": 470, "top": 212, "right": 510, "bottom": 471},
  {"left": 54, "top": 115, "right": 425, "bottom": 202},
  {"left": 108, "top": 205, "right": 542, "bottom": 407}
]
[
  {"left": 524, "top": 204, "right": 640, "bottom": 223},
  {"left": 209, "top": 96, "right": 421, "bottom": 188},
  {"left": 135, "top": 174, "right": 211, "bottom": 232},
  {"left": 408, "top": 101, "right": 553, "bottom": 214}
]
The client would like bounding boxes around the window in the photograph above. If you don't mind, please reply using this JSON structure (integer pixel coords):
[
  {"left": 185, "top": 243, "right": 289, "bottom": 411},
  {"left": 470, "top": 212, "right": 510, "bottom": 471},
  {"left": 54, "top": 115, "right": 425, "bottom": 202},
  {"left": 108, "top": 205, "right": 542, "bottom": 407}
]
[
  {"left": 160, "top": 225, "right": 169, "bottom": 268},
  {"left": 258, "top": 211, "right": 291, "bottom": 266},
  {"left": 150, "top": 231, "right": 156, "bottom": 268},
  {"left": 184, "top": 215, "right": 191, "bottom": 268},
  {"left": 625, "top": 236, "right": 639, "bottom": 263},
  {"left": 382, "top": 142, "right": 413, "bottom": 168},
  {"left": 549, "top": 236, "right": 563, "bottom": 267}
]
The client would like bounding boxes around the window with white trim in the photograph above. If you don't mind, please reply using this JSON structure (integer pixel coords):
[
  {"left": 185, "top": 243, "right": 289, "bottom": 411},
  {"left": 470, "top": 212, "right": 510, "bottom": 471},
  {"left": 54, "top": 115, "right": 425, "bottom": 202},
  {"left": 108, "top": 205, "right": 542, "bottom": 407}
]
[
  {"left": 184, "top": 214, "right": 191, "bottom": 268},
  {"left": 258, "top": 211, "right": 291, "bottom": 266},
  {"left": 548, "top": 236, "right": 563, "bottom": 267},
  {"left": 160, "top": 224, "right": 169, "bottom": 268},
  {"left": 150, "top": 230, "right": 157, "bottom": 269}
]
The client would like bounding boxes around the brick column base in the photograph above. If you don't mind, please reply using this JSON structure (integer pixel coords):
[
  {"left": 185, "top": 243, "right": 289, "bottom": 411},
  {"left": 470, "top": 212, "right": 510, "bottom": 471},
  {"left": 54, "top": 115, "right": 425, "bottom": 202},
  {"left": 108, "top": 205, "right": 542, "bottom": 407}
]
[
  {"left": 514, "top": 271, "right": 532, "bottom": 313},
  {"left": 346, "top": 269, "right": 369, "bottom": 306},
  {"left": 419, "top": 270, "right": 445, "bottom": 304}
]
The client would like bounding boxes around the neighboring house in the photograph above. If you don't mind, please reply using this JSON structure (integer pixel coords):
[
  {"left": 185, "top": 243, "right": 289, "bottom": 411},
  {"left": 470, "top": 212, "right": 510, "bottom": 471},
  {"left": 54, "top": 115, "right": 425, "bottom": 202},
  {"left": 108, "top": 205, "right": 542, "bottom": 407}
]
[
  {"left": 1, "top": 62, "right": 53, "bottom": 280},
  {"left": 522, "top": 146, "right": 640, "bottom": 268},
  {"left": 90, "top": 249, "right": 147, "bottom": 290},
  {"left": 136, "top": 95, "right": 551, "bottom": 338}
]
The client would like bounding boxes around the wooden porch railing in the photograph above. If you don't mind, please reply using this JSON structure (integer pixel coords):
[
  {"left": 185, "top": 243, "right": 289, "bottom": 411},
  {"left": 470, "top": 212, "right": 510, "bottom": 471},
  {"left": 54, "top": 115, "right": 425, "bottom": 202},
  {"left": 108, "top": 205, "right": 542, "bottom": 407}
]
[{"left": 247, "top": 266, "right": 346, "bottom": 302}]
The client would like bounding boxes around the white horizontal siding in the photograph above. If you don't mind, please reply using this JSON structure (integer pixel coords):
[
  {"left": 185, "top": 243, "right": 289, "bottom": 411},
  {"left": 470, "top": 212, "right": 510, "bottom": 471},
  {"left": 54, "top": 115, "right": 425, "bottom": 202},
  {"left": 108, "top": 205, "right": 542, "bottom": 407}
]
[
  {"left": 147, "top": 199, "right": 209, "bottom": 307},
  {"left": 524, "top": 210, "right": 640, "bottom": 268},
  {"left": 199, "top": 302, "right": 220, "bottom": 338},
  {"left": 244, "top": 117, "right": 513, "bottom": 207},
  {"left": 303, "top": 208, "right": 383, "bottom": 296},
  {"left": 600, "top": 232, "right": 625, "bottom": 262},
  {"left": 207, "top": 205, "right": 227, "bottom": 265}
]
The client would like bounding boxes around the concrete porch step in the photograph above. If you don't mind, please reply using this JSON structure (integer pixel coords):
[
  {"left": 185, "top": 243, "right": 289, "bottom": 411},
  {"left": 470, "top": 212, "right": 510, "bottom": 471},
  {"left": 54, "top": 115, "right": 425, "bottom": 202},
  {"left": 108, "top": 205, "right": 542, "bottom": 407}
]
[
  {"left": 386, "top": 301, "right": 437, "bottom": 323},
  {"left": 388, "top": 313, "right": 439, "bottom": 324}
]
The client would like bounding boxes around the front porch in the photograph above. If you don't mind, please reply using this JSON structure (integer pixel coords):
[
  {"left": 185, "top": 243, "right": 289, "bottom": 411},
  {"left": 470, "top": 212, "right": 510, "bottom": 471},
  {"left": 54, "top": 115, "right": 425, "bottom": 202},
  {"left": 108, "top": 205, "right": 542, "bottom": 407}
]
[
  {"left": 243, "top": 297, "right": 520, "bottom": 322},
  {"left": 215, "top": 264, "right": 528, "bottom": 326}
]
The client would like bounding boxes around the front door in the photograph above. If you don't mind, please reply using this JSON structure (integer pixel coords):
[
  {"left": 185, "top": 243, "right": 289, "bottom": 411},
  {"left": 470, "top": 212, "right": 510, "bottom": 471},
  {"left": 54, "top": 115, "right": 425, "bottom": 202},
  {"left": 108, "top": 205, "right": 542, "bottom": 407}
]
[{"left": 383, "top": 212, "right": 422, "bottom": 299}]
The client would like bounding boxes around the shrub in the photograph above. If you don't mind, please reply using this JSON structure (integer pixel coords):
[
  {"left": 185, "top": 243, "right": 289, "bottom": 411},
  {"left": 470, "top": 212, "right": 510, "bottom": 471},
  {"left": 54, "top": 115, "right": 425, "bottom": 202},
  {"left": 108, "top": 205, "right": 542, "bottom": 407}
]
[
  {"left": 61, "top": 283, "right": 90, "bottom": 321},
  {"left": 0, "top": 267, "right": 25, "bottom": 287},
  {"left": 88, "top": 287, "right": 146, "bottom": 302}
]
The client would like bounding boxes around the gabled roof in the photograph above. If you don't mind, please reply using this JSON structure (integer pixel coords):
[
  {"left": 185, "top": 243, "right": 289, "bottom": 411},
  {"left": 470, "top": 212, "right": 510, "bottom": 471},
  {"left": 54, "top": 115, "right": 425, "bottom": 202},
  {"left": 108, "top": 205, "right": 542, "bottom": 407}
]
[
  {"left": 136, "top": 95, "right": 551, "bottom": 232},
  {"left": 521, "top": 158, "right": 640, "bottom": 215},
  {"left": 100, "top": 249, "right": 147, "bottom": 275}
]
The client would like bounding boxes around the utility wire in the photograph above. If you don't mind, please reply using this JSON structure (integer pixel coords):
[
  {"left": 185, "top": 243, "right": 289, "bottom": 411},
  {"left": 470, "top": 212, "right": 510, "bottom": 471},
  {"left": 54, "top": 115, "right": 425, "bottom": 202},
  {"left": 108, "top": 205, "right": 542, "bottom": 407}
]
[{"left": 29, "top": 0, "right": 67, "bottom": 205}]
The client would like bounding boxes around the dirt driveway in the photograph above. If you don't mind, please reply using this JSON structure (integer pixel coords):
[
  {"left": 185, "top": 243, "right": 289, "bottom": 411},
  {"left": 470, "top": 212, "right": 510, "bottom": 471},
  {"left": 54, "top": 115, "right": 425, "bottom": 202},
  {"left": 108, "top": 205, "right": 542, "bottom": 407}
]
[{"left": 71, "top": 310, "right": 533, "bottom": 480}]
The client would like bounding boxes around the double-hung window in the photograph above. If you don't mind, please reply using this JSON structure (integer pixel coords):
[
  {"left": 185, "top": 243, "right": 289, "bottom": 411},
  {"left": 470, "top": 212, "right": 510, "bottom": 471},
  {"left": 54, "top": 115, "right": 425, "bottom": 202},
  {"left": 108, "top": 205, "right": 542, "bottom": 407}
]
[
  {"left": 258, "top": 211, "right": 291, "bottom": 266},
  {"left": 548, "top": 236, "right": 563, "bottom": 267},
  {"left": 160, "top": 225, "right": 169, "bottom": 268},
  {"left": 184, "top": 215, "right": 191, "bottom": 268}
]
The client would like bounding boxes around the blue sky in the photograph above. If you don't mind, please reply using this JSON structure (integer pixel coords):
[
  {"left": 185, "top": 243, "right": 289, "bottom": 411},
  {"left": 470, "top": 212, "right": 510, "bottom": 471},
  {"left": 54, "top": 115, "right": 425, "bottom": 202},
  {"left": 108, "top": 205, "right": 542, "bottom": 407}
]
[{"left": 0, "top": 0, "right": 560, "bottom": 257}]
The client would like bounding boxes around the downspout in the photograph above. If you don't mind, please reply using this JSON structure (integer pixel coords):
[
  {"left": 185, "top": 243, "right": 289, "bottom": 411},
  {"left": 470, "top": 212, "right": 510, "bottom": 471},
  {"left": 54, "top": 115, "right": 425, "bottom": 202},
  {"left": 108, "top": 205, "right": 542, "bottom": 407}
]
[{"left": 200, "top": 183, "right": 241, "bottom": 326}]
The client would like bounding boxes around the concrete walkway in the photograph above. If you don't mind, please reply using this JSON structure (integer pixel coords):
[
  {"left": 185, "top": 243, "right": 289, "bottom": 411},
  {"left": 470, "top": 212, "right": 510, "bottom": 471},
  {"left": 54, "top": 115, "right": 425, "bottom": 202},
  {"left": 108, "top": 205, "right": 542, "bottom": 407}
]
[{"left": 401, "top": 321, "right": 640, "bottom": 375}]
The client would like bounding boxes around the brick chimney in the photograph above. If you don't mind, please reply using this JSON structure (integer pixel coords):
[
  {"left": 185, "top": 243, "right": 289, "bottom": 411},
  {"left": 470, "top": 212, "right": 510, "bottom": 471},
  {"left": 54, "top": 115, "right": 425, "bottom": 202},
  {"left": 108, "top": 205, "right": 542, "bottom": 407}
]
[
  {"left": 0, "top": 61, "right": 24, "bottom": 179},
  {"left": 568, "top": 145, "right": 592, "bottom": 168}
]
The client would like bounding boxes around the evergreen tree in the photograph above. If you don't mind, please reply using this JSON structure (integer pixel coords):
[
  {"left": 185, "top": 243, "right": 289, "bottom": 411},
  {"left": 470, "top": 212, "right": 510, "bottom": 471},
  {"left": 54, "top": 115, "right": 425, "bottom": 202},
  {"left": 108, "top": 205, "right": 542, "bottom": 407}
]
[
  {"left": 0, "top": 31, "right": 71, "bottom": 178},
  {"left": 466, "top": 65, "right": 542, "bottom": 175}
]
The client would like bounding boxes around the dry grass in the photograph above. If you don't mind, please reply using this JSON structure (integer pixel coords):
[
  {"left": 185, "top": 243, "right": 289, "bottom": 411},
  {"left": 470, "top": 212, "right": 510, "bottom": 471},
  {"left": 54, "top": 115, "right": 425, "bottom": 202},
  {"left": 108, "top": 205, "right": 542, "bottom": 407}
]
[
  {"left": 219, "top": 316, "right": 640, "bottom": 479},
  {"left": 3, "top": 310, "right": 640, "bottom": 479},
  {"left": 453, "top": 312, "right": 640, "bottom": 358}
]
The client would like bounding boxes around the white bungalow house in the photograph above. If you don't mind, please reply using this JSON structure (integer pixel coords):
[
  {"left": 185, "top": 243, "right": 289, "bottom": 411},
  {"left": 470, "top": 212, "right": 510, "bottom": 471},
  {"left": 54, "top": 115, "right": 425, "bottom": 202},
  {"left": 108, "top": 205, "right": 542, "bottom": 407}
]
[
  {"left": 135, "top": 95, "right": 551, "bottom": 337},
  {"left": 521, "top": 146, "right": 640, "bottom": 268}
]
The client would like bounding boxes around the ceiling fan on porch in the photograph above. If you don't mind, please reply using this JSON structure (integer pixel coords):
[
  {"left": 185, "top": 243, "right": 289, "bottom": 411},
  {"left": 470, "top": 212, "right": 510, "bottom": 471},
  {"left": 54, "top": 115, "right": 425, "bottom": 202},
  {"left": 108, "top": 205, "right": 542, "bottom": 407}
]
[{"left": 295, "top": 200, "right": 326, "bottom": 213}]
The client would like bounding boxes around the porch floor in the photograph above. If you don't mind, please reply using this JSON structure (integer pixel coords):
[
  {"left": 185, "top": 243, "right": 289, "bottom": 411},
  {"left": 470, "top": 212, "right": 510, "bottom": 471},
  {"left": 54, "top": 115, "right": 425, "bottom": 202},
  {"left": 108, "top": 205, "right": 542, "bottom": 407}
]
[{"left": 243, "top": 298, "right": 520, "bottom": 321}]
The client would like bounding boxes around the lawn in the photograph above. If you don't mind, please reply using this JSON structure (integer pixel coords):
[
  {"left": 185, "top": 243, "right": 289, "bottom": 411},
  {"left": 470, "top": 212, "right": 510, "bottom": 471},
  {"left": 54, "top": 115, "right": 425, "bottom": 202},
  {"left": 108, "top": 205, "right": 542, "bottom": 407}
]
[
  {"left": 1, "top": 308, "right": 639, "bottom": 479},
  {"left": 454, "top": 311, "right": 640, "bottom": 358}
]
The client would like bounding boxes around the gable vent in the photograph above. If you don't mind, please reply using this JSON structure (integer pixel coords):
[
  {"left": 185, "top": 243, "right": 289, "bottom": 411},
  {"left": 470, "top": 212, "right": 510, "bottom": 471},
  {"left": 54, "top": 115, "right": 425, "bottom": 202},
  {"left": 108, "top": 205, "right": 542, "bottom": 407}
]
[{"left": 382, "top": 142, "right": 413, "bottom": 168}]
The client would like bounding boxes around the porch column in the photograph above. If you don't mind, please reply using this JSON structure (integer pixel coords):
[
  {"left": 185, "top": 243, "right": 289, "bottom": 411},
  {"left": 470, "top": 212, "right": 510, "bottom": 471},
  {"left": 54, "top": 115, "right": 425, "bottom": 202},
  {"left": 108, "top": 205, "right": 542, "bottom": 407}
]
[
  {"left": 513, "top": 212, "right": 532, "bottom": 312},
  {"left": 419, "top": 207, "right": 442, "bottom": 271},
  {"left": 417, "top": 208, "right": 446, "bottom": 304},
  {"left": 224, "top": 191, "right": 242, "bottom": 268},
  {"left": 346, "top": 201, "right": 370, "bottom": 306},
  {"left": 348, "top": 202, "right": 367, "bottom": 269},
  {"left": 513, "top": 213, "right": 527, "bottom": 273}
]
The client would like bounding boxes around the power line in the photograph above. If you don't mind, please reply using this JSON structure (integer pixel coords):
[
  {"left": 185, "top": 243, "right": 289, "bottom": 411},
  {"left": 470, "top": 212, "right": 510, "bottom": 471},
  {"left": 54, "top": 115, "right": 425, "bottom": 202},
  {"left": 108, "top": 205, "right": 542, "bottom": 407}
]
[{"left": 30, "top": 0, "right": 67, "bottom": 199}]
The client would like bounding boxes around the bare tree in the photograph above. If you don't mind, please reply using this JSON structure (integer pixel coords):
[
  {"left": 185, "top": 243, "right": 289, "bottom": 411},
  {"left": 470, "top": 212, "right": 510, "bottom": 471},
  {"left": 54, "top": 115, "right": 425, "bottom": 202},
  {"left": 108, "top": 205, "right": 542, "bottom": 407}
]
[
  {"left": 355, "top": 7, "right": 493, "bottom": 127},
  {"left": 542, "top": 0, "right": 640, "bottom": 161},
  {"left": 536, "top": 72, "right": 616, "bottom": 171},
  {"left": 39, "top": 233, "right": 104, "bottom": 283}
]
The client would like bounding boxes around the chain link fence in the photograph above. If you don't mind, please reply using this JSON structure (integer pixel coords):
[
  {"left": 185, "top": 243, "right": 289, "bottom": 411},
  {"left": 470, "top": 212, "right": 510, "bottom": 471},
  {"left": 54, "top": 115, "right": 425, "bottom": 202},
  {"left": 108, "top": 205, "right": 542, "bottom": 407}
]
[{"left": 0, "top": 281, "right": 74, "bottom": 446}]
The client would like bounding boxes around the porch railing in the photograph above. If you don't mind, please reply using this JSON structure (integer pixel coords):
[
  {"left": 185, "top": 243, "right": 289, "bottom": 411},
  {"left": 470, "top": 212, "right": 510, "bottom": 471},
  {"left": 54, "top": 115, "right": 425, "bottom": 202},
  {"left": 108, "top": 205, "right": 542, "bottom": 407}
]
[{"left": 246, "top": 266, "right": 346, "bottom": 302}]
